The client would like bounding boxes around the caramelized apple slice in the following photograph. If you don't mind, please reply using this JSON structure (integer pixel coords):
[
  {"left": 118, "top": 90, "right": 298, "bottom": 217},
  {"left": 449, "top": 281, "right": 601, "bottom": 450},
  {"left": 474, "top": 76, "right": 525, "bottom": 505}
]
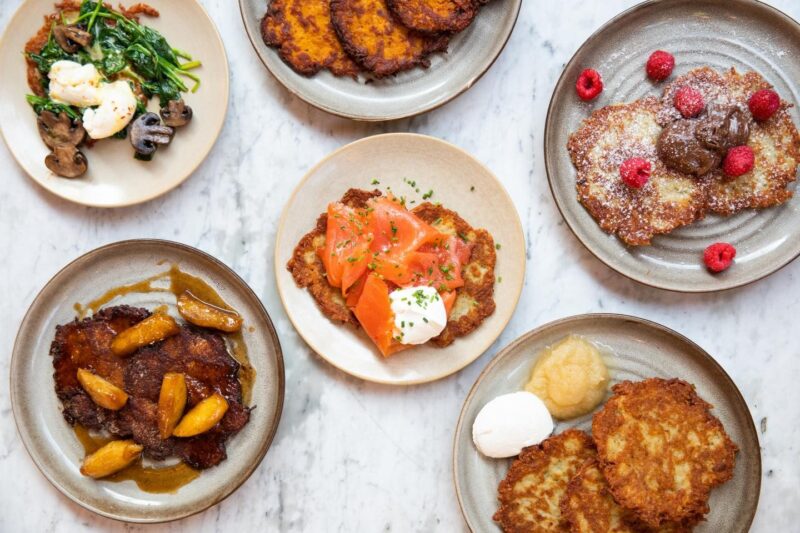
[
  {"left": 80, "top": 440, "right": 143, "bottom": 478},
  {"left": 77, "top": 368, "right": 128, "bottom": 410},
  {"left": 111, "top": 313, "right": 180, "bottom": 356},
  {"left": 172, "top": 393, "right": 229, "bottom": 437},
  {"left": 177, "top": 291, "right": 243, "bottom": 332},
  {"left": 158, "top": 373, "right": 187, "bottom": 439}
]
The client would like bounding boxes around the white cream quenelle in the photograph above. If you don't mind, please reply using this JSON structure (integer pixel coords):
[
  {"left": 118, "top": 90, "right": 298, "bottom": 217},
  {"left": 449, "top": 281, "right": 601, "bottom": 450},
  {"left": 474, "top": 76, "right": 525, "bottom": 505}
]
[
  {"left": 388, "top": 286, "right": 448, "bottom": 345},
  {"left": 48, "top": 60, "right": 138, "bottom": 139},
  {"left": 472, "top": 391, "right": 554, "bottom": 458}
]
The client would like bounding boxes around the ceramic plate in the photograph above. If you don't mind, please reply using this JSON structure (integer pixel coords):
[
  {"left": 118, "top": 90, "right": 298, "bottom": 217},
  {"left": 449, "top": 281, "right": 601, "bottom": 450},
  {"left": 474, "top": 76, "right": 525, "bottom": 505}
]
[
  {"left": 275, "top": 133, "right": 525, "bottom": 384},
  {"left": 239, "top": 0, "right": 521, "bottom": 121},
  {"left": 453, "top": 314, "right": 760, "bottom": 532},
  {"left": 11, "top": 240, "right": 284, "bottom": 523},
  {"left": 544, "top": 0, "right": 800, "bottom": 292},
  {"left": 0, "top": 0, "right": 229, "bottom": 207}
]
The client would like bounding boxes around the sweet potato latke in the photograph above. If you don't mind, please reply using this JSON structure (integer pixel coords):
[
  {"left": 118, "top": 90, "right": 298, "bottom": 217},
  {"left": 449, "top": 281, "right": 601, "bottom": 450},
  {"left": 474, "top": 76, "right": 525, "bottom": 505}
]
[
  {"left": 386, "top": 0, "right": 478, "bottom": 33},
  {"left": 261, "top": 0, "right": 360, "bottom": 77},
  {"left": 259, "top": 0, "right": 497, "bottom": 78},
  {"left": 287, "top": 188, "right": 496, "bottom": 349},
  {"left": 330, "top": 0, "right": 449, "bottom": 77},
  {"left": 51, "top": 305, "right": 250, "bottom": 470},
  {"left": 592, "top": 378, "right": 737, "bottom": 528}
]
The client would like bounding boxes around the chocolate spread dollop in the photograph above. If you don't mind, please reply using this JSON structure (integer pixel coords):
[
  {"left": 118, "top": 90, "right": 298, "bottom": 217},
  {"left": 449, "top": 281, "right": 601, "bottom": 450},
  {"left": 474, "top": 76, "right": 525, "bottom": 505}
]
[
  {"left": 696, "top": 105, "right": 750, "bottom": 151},
  {"left": 656, "top": 119, "right": 722, "bottom": 176},
  {"left": 656, "top": 105, "right": 751, "bottom": 177}
]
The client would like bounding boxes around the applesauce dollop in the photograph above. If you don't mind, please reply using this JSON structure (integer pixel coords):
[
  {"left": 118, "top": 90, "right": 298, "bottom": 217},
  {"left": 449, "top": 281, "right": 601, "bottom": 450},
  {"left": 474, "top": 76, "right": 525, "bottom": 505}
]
[{"left": 524, "top": 335, "right": 609, "bottom": 420}]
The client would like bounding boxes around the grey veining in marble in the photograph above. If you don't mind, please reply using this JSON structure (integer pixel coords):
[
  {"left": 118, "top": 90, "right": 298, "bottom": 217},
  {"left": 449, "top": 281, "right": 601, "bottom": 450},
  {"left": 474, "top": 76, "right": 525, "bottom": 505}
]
[{"left": 1, "top": 0, "right": 799, "bottom": 531}]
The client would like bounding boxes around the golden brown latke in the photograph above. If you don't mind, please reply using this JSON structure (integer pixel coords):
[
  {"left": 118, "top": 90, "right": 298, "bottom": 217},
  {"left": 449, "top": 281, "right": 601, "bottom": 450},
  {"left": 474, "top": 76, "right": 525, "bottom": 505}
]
[
  {"left": 386, "top": 0, "right": 478, "bottom": 33},
  {"left": 412, "top": 202, "right": 496, "bottom": 346},
  {"left": 570, "top": 67, "right": 800, "bottom": 244},
  {"left": 286, "top": 188, "right": 496, "bottom": 347},
  {"left": 567, "top": 97, "right": 707, "bottom": 246},
  {"left": 659, "top": 67, "right": 799, "bottom": 215},
  {"left": 592, "top": 378, "right": 737, "bottom": 529},
  {"left": 329, "top": 0, "right": 449, "bottom": 77},
  {"left": 561, "top": 459, "right": 692, "bottom": 533},
  {"left": 261, "top": 0, "right": 360, "bottom": 77},
  {"left": 287, "top": 189, "right": 379, "bottom": 326},
  {"left": 494, "top": 429, "right": 596, "bottom": 533}
]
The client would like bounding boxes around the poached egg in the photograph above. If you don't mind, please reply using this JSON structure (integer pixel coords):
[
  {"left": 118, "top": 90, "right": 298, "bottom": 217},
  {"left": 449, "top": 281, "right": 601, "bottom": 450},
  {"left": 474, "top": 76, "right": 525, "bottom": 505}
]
[
  {"left": 47, "top": 60, "right": 138, "bottom": 139},
  {"left": 48, "top": 60, "right": 103, "bottom": 108},
  {"left": 82, "top": 81, "right": 138, "bottom": 140},
  {"left": 388, "top": 286, "right": 447, "bottom": 345},
  {"left": 472, "top": 391, "right": 554, "bottom": 458}
]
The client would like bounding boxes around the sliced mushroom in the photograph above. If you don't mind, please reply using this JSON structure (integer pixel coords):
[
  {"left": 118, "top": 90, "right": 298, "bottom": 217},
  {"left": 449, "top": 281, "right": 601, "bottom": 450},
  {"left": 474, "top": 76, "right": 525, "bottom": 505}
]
[
  {"left": 130, "top": 112, "right": 174, "bottom": 161},
  {"left": 37, "top": 111, "right": 86, "bottom": 149},
  {"left": 160, "top": 99, "right": 193, "bottom": 127},
  {"left": 45, "top": 144, "right": 88, "bottom": 178},
  {"left": 53, "top": 25, "right": 93, "bottom": 54}
]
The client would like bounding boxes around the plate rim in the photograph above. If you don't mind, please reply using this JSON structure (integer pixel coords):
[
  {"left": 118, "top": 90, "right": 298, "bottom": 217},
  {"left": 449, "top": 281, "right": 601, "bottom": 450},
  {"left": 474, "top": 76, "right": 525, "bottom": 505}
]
[
  {"left": 274, "top": 132, "right": 526, "bottom": 385},
  {"left": 542, "top": 0, "right": 800, "bottom": 293},
  {"left": 237, "top": 0, "right": 522, "bottom": 122},
  {"left": 452, "top": 312, "right": 762, "bottom": 532},
  {"left": 9, "top": 238, "right": 286, "bottom": 523},
  {"left": 0, "top": 0, "right": 230, "bottom": 208}
]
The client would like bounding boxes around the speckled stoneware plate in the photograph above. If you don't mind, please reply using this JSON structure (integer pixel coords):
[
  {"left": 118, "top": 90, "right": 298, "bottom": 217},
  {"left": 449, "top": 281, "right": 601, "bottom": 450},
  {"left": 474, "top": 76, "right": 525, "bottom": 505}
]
[
  {"left": 545, "top": 0, "right": 800, "bottom": 292},
  {"left": 239, "top": 0, "right": 521, "bottom": 121},
  {"left": 10, "top": 240, "right": 285, "bottom": 523},
  {"left": 0, "top": 0, "right": 228, "bottom": 207},
  {"left": 275, "top": 133, "right": 525, "bottom": 385},
  {"left": 453, "top": 314, "right": 760, "bottom": 532}
]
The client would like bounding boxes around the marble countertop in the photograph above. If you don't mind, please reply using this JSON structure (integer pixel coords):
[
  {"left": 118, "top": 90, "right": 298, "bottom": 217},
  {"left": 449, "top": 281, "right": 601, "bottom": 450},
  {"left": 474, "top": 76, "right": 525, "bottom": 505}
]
[{"left": 1, "top": 0, "right": 798, "bottom": 531}]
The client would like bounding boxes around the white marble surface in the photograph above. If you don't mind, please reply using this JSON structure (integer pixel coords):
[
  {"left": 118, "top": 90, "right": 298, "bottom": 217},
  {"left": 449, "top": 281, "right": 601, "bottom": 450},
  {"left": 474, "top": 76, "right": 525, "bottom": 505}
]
[{"left": 1, "top": 0, "right": 799, "bottom": 531}]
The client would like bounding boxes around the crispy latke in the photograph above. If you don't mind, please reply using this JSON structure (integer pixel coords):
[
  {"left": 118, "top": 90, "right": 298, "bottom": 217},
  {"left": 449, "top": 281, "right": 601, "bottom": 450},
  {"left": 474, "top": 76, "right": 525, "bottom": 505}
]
[
  {"left": 567, "top": 97, "right": 707, "bottom": 246},
  {"left": 493, "top": 429, "right": 596, "bottom": 533},
  {"left": 561, "top": 459, "right": 692, "bottom": 533},
  {"left": 329, "top": 0, "right": 449, "bottom": 77},
  {"left": 659, "top": 67, "right": 799, "bottom": 215},
  {"left": 412, "top": 202, "right": 495, "bottom": 346},
  {"left": 569, "top": 67, "right": 800, "bottom": 244},
  {"left": 261, "top": 0, "right": 360, "bottom": 77},
  {"left": 287, "top": 188, "right": 496, "bottom": 347},
  {"left": 386, "top": 0, "right": 478, "bottom": 33},
  {"left": 287, "top": 188, "right": 379, "bottom": 327},
  {"left": 592, "top": 378, "right": 737, "bottom": 528}
]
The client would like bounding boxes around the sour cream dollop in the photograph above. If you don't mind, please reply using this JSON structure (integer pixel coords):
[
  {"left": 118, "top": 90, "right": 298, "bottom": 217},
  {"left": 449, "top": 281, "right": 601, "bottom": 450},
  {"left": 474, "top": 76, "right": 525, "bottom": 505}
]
[
  {"left": 388, "top": 286, "right": 447, "bottom": 345},
  {"left": 472, "top": 391, "right": 554, "bottom": 458}
]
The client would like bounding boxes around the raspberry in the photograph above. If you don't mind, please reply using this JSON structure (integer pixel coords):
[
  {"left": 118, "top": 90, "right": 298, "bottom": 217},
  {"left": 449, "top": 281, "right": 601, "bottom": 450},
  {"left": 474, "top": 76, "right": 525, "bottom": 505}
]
[
  {"left": 723, "top": 145, "right": 754, "bottom": 177},
  {"left": 703, "top": 243, "right": 736, "bottom": 273},
  {"left": 576, "top": 69, "right": 603, "bottom": 101},
  {"left": 619, "top": 158, "right": 651, "bottom": 188},
  {"left": 673, "top": 86, "right": 704, "bottom": 118},
  {"left": 646, "top": 50, "right": 675, "bottom": 81},
  {"left": 748, "top": 89, "right": 780, "bottom": 121}
]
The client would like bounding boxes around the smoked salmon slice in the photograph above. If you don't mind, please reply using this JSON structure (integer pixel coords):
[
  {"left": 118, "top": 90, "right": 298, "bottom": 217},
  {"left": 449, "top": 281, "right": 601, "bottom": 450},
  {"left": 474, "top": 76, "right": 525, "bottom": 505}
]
[
  {"left": 368, "top": 196, "right": 441, "bottom": 256},
  {"left": 353, "top": 274, "right": 407, "bottom": 357},
  {"left": 320, "top": 193, "right": 474, "bottom": 356},
  {"left": 321, "top": 202, "right": 370, "bottom": 295}
]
